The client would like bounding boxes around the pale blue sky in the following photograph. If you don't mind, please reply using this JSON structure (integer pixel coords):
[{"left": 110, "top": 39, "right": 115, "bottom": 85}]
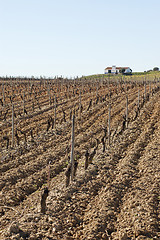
[{"left": 0, "top": 0, "right": 160, "bottom": 77}]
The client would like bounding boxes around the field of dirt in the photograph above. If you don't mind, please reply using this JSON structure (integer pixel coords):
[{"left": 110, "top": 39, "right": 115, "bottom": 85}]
[{"left": 0, "top": 77, "right": 159, "bottom": 240}]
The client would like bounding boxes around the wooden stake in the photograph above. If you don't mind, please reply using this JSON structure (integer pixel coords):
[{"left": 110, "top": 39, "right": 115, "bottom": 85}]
[
  {"left": 149, "top": 82, "right": 151, "bottom": 95},
  {"left": 82, "top": 82, "right": 84, "bottom": 94},
  {"left": 144, "top": 81, "right": 146, "bottom": 102},
  {"left": 12, "top": 103, "right": 15, "bottom": 147},
  {"left": 54, "top": 95, "right": 56, "bottom": 129},
  {"left": 138, "top": 88, "right": 140, "bottom": 109},
  {"left": 61, "top": 79, "right": 63, "bottom": 93},
  {"left": 70, "top": 114, "right": 75, "bottom": 181},
  {"left": 49, "top": 84, "right": 51, "bottom": 106},
  {"left": 79, "top": 90, "right": 82, "bottom": 116},
  {"left": 79, "top": 90, "right": 81, "bottom": 109},
  {"left": 126, "top": 95, "right": 128, "bottom": 128},
  {"left": 108, "top": 103, "right": 111, "bottom": 146},
  {"left": 40, "top": 188, "right": 49, "bottom": 214},
  {"left": 23, "top": 92, "right": 25, "bottom": 115},
  {"left": 47, "top": 161, "right": 51, "bottom": 189},
  {"left": 2, "top": 83, "right": 5, "bottom": 106}
]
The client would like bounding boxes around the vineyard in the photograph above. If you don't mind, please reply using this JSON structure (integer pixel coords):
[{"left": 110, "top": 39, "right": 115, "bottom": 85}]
[{"left": 0, "top": 75, "right": 159, "bottom": 240}]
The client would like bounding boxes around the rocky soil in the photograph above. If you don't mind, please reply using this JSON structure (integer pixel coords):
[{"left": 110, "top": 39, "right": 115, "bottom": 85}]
[{"left": 0, "top": 79, "right": 159, "bottom": 240}]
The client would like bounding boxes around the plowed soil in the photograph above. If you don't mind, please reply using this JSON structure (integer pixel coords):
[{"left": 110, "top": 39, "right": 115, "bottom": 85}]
[{"left": 0, "top": 79, "right": 159, "bottom": 240}]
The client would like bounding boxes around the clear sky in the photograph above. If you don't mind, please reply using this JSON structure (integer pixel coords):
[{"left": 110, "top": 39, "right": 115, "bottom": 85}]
[{"left": 0, "top": 0, "right": 160, "bottom": 77}]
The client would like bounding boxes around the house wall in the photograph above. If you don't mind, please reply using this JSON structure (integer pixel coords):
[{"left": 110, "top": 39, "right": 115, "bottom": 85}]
[
  {"left": 105, "top": 68, "right": 120, "bottom": 74},
  {"left": 104, "top": 67, "right": 131, "bottom": 74},
  {"left": 104, "top": 70, "right": 110, "bottom": 74}
]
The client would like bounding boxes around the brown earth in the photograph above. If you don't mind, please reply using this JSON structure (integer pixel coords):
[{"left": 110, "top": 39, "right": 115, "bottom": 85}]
[{"left": 0, "top": 79, "right": 159, "bottom": 240}]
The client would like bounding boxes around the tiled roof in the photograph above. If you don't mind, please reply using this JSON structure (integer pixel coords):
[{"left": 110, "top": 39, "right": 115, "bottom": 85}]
[
  {"left": 105, "top": 67, "right": 112, "bottom": 70},
  {"left": 105, "top": 67, "right": 129, "bottom": 70},
  {"left": 116, "top": 67, "right": 129, "bottom": 70}
]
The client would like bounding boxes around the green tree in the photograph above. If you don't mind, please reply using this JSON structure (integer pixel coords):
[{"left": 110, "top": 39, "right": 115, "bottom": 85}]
[
  {"left": 153, "top": 67, "right": 159, "bottom": 71},
  {"left": 119, "top": 68, "right": 125, "bottom": 74}
]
